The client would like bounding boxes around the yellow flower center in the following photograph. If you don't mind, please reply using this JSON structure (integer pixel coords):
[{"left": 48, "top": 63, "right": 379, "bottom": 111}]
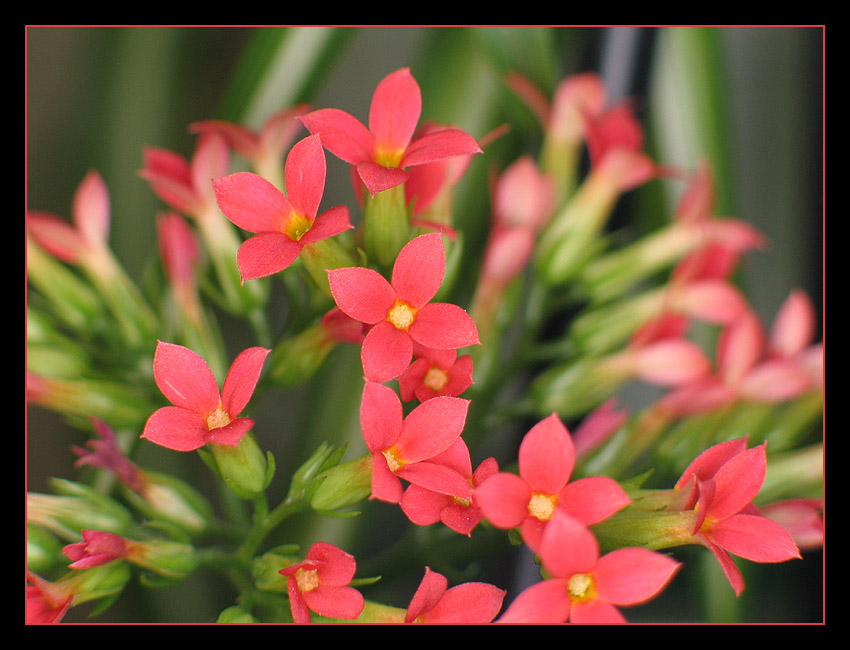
[
  {"left": 382, "top": 447, "right": 406, "bottom": 472},
  {"left": 527, "top": 493, "right": 557, "bottom": 522},
  {"left": 567, "top": 573, "right": 596, "bottom": 603},
  {"left": 387, "top": 300, "right": 418, "bottom": 331},
  {"left": 375, "top": 147, "right": 405, "bottom": 168},
  {"left": 423, "top": 366, "right": 449, "bottom": 392},
  {"left": 205, "top": 405, "right": 232, "bottom": 430},
  {"left": 294, "top": 567, "right": 320, "bottom": 593},
  {"left": 283, "top": 211, "right": 312, "bottom": 241}
]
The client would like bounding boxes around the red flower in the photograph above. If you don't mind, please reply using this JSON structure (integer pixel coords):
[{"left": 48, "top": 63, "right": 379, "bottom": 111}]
[
  {"left": 141, "top": 341, "right": 269, "bottom": 452},
  {"left": 405, "top": 567, "right": 505, "bottom": 624},
  {"left": 360, "top": 382, "right": 471, "bottom": 504},
  {"left": 26, "top": 572, "right": 74, "bottom": 624},
  {"left": 63, "top": 530, "right": 131, "bottom": 569},
  {"left": 498, "top": 511, "right": 680, "bottom": 623},
  {"left": 676, "top": 440, "right": 801, "bottom": 595},
  {"left": 475, "top": 414, "right": 631, "bottom": 552},
  {"left": 300, "top": 68, "right": 481, "bottom": 196},
  {"left": 279, "top": 542, "right": 364, "bottom": 624},
  {"left": 212, "top": 134, "right": 352, "bottom": 282},
  {"left": 400, "top": 437, "right": 498, "bottom": 536},
  {"left": 398, "top": 344, "right": 474, "bottom": 402},
  {"left": 328, "top": 233, "right": 479, "bottom": 382}
]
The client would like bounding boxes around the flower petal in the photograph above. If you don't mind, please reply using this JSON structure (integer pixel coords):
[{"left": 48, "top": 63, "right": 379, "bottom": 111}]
[
  {"left": 395, "top": 395, "right": 470, "bottom": 463},
  {"left": 361, "top": 321, "right": 414, "bottom": 383},
  {"left": 707, "top": 513, "right": 801, "bottom": 563},
  {"left": 308, "top": 542, "right": 358, "bottom": 585},
  {"left": 284, "top": 134, "right": 326, "bottom": 219},
  {"left": 360, "top": 381, "right": 404, "bottom": 453},
  {"left": 558, "top": 476, "right": 631, "bottom": 525},
  {"left": 213, "top": 172, "right": 292, "bottom": 234},
  {"left": 419, "top": 582, "right": 506, "bottom": 624},
  {"left": 518, "top": 414, "right": 574, "bottom": 495},
  {"left": 153, "top": 341, "right": 220, "bottom": 415},
  {"left": 304, "top": 585, "right": 364, "bottom": 621},
  {"left": 370, "top": 453, "right": 404, "bottom": 503},
  {"left": 475, "top": 472, "right": 531, "bottom": 530},
  {"left": 497, "top": 579, "right": 570, "bottom": 624},
  {"left": 300, "top": 108, "right": 375, "bottom": 164},
  {"left": 538, "top": 511, "right": 599, "bottom": 578},
  {"left": 355, "top": 161, "right": 410, "bottom": 195},
  {"left": 141, "top": 406, "right": 209, "bottom": 452},
  {"left": 221, "top": 347, "right": 269, "bottom": 417},
  {"left": 675, "top": 437, "right": 749, "bottom": 490},
  {"left": 205, "top": 417, "right": 254, "bottom": 447},
  {"left": 708, "top": 443, "right": 767, "bottom": 521},
  {"left": 593, "top": 548, "right": 681, "bottom": 605},
  {"left": 391, "top": 233, "right": 445, "bottom": 308},
  {"left": 299, "top": 205, "right": 352, "bottom": 245},
  {"left": 409, "top": 303, "right": 480, "bottom": 350},
  {"left": 400, "top": 484, "right": 451, "bottom": 526},
  {"left": 237, "top": 233, "right": 303, "bottom": 281},
  {"left": 405, "top": 568, "right": 448, "bottom": 623},
  {"left": 369, "top": 68, "right": 421, "bottom": 153},
  {"left": 396, "top": 461, "right": 472, "bottom": 500},
  {"left": 401, "top": 127, "right": 482, "bottom": 168},
  {"left": 72, "top": 170, "right": 111, "bottom": 248},
  {"left": 327, "top": 266, "right": 396, "bottom": 324},
  {"left": 570, "top": 599, "right": 627, "bottom": 624}
]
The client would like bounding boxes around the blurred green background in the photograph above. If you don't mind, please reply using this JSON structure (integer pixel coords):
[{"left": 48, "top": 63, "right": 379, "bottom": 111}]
[{"left": 26, "top": 26, "right": 823, "bottom": 623}]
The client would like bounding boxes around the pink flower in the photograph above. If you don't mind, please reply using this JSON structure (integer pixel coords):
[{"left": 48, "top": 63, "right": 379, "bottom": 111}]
[
  {"left": 26, "top": 170, "right": 111, "bottom": 264},
  {"left": 279, "top": 542, "right": 364, "bottom": 624},
  {"left": 398, "top": 344, "right": 474, "bottom": 402},
  {"left": 360, "top": 381, "right": 471, "bottom": 504},
  {"left": 498, "top": 511, "right": 680, "bottom": 623},
  {"left": 405, "top": 567, "right": 505, "bottom": 624},
  {"left": 63, "top": 530, "right": 131, "bottom": 569},
  {"left": 328, "top": 233, "right": 480, "bottom": 382},
  {"left": 141, "top": 341, "right": 269, "bottom": 452},
  {"left": 474, "top": 414, "right": 631, "bottom": 552},
  {"left": 190, "top": 104, "right": 309, "bottom": 177},
  {"left": 400, "top": 437, "right": 498, "bottom": 536},
  {"left": 73, "top": 418, "right": 145, "bottom": 493},
  {"left": 140, "top": 132, "right": 229, "bottom": 219},
  {"left": 212, "top": 134, "right": 353, "bottom": 282},
  {"left": 760, "top": 498, "right": 824, "bottom": 552},
  {"left": 300, "top": 68, "right": 481, "bottom": 196},
  {"left": 26, "top": 571, "right": 74, "bottom": 624},
  {"left": 674, "top": 439, "right": 801, "bottom": 595}
]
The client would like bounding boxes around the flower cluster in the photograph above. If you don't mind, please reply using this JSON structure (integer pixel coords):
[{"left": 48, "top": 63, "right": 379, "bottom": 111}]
[{"left": 26, "top": 55, "right": 821, "bottom": 626}]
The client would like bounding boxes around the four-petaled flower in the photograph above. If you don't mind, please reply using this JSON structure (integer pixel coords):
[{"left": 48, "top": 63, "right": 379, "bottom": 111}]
[
  {"left": 360, "top": 381, "right": 471, "bottom": 504},
  {"left": 675, "top": 439, "right": 801, "bottom": 596},
  {"left": 300, "top": 67, "right": 482, "bottom": 196},
  {"left": 142, "top": 341, "right": 270, "bottom": 452},
  {"left": 400, "top": 437, "right": 498, "bottom": 536},
  {"left": 279, "top": 542, "right": 365, "bottom": 624},
  {"left": 498, "top": 511, "right": 681, "bottom": 623},
  {"left": 213, "top": 134, "right": 353, "bottom": 282},
  {"left": 398, "top": 344, "right": 474, "bottom": 402},
  {"left": 405, "top": 567, "right": 505, "bottom": 624},
  {"left": 475, "top": 413, "right": 631, "bottom": 552},
  {"left": 328, "top": 232, "right": 480, "bottom": 382}
]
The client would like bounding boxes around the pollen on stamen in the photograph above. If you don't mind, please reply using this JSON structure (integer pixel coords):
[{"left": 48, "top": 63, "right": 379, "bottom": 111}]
[
  {"left": 567, "top": 573, "right": 595, "bottom": 603},
  {"left": 294, "top": 567, "right": 320, "bottom": 593},
  {"left": 382, "top": 447, "right": 405, "bottom": 473},
  {"left": 387, "top": 300, "right": 417, "bottom": 331},
  {"left": 205, "top": 405, "right": 232, "bottom": 430},
  {"left": 423, "top": 366, "right": 449, "bottom": 392},
  {"left": 527, "top": 493, "right": 557, "bottom": 521}
]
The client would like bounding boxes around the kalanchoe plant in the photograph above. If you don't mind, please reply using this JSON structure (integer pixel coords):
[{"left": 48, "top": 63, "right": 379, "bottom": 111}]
[{"left": 26, "top": 38, "right": 822, "bottom": 626}]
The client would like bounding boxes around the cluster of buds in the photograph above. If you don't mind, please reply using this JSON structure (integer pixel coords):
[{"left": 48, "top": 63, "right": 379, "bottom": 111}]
[{"left": 26, "top": 62, "right": 821, "bottom": 624}]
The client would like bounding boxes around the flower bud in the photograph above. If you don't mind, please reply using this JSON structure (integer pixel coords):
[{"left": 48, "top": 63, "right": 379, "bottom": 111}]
[
  {"left": 362, "top": 184, "right": 411, "bottom": 269},
  {"left": 208, "top": 432, "right": 272, "bottom": 499},
  {"left": 310, "top": 454, "right": 372, "bottom": 513}
]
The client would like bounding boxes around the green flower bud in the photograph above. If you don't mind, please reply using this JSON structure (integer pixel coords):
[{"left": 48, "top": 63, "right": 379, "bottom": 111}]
[
  {"left": 362, "top": 185, "right": 411, "bottom": 269},
  {"left": 208, "top": 432, "right": 273, "bottom": 500},
  {"left": 310, "top": 454, "right": 372, "bottom": 513}
]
